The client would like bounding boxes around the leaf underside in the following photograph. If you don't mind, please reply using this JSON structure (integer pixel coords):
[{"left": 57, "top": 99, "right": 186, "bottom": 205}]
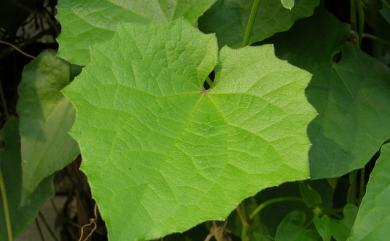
[
  {"left": 17, "top": 51, "right": 79, "bottom": 202},
  {"left": 0, "top": 118, "right": 53, "bottom": 241},
  {"left": 64, "top": 20, "right": 315, "bottom": 241}
]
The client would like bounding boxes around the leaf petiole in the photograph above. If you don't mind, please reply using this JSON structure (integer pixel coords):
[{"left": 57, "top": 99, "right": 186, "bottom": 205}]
[
  {"left": 249, "top": 196, "right": 303, "bottom": 220},
  {"left": 0, "top": 172, "right": 13, "bottom": 241},
  {"left": 242, "top": 0, "right": 261, "bottom": 46}
]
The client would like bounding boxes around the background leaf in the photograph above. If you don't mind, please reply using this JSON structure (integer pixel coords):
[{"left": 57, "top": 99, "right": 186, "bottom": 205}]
[
  {"left": 17, "top": 51, "right": 79, "bottom": 202},
  {"left": 347, "top": 144, "right": 390, "bottom": 241},
  {"left": 275, "top": 211, "right": 319, "bottom": 241},
  {"left": 270, "top": 8, "right": 390, "bottom": 178},
  {"left": 0, "top": 118, "right": 53, "bottom": 241},
  {"left": 64, "top": 19, "right": 315, "bottom": 241},
  {"left": 56, "top": 0, "right": 217, "bottom": 65},
  {"left": 198, "top": 0, "right": 319, "bottom": 47},
  {"left": 330, "top": 205, "right": 358, "bottom": 241}
]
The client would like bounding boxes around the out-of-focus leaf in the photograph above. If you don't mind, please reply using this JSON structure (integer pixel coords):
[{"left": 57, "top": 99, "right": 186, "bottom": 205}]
[
  {"left": 275, "top": 211, "right": 319, "bottom": 241},
  {"left": 313, "top": 215, "right": 332, "bottom": 241},
  {"left": 330, "top": 204, "right": 358, "bottom": 241},
  {"left": 380, "top": 8, "right": 390, "bottom": 24},
  {"left": 299, "top": 182, "right": 322, "bottom": 208},
  {"left": 347, "top": 144, "right": 390, "bottom": 241},
  {"left": 17, "top": 51, "right": 79, "bottom": 202},
  {"left": 0, "top": 118, "right": 53, "bottom": 241},
  {"left": 198, "top": 0, "right": 319, "bottom": 47}
]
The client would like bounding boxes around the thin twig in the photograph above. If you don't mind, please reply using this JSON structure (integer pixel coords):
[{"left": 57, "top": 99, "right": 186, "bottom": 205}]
[
  {"left": 362, "top": 33, "right": 390, "bottom": 47},
  {"left": 204, "top": 233, "right": 214, "bottom": 241},
  {"left": 35, "top": 218, "right": 46, "bottom": 241},
  {"left": 39, "top": 211, "right": 60, "bottom": 241},
  {"left": 78, "top": 205, "right": 98, "bottom": 241},
  {"left": 0, "top": 40, "right": 35, "bottom": 59}
]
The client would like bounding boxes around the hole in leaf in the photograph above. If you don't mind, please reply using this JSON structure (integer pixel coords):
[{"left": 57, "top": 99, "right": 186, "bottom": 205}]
[
  {"left": 203, "top": 71, "right": 215, "bottom": 90},
  {"left": 332, "top": 51, "right": 342, "bottom": 64}
]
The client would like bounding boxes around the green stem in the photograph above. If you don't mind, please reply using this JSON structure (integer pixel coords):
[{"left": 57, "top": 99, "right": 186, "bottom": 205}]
[
  {"left": 0, "top": 79, "right": 9, "bottom": 119},
  {"left": 236, "top": 205, "right": 249, "bottom": 241},
  {"left": 350, "top": 0, "right": 357, "bottom": 32},
  {"left": 242, "top": 0, "right": 261, "bottom": 46},
  {"left": 362, "top": 33, "right": 390, "bottom": 47},
  {"left": 355, "top": 0, "right": 365, "bottom": 46},
  {"left": 0, "top": 173, "right": 13, "bottom": 241},
  {"left": 205, "top": 78, "right": 214, "bottom": 89},
  {"left": 249, "top": 197, "right": 303, "bottom": 220}
]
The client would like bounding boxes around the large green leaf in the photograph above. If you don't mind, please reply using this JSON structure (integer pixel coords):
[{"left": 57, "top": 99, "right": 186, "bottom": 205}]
[
  {"left": 347, "top": 144, "right": 390, "bottom": 241},
  {"left": 56, "top": 0, "right": 217, "bottom": 65},
  {"left": 64, "top": 20, "right": 315, "bottom": 240},
  {"left": 270, "top": 8, "right": 390, "bottom": 178},
  {"left": 275, "top": 211, "right": 319, "bottom": 241},
  {"left": 0, "top": 118, "right": 53, "bottom": 241},
  {"left": 17, "top": 51, "right": 79, "bottom": 202},
  {"left": 198, "top": 0, "right": 319, "bottom": 47}
]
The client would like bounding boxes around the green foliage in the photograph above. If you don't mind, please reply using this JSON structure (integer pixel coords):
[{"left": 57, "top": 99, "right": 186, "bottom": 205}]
[
  {"left": 56, "top": 0, "right": 217, "bottom": 65},
  {"left": 63, "top": 19, "right": 315, "bottom": 241},
  {"left": 1, "top": 0, "right": 390, "bottom": 241},
  {"left": 198, "top": 0, "right": 319, "bottom": 47},
  {"left": 0, "top": 118, "right": 53, "bottom": 241},
  {"left": 347, "top": 144, "right": 390, "bottom": 241},
  {"left": 17, "top": 51, "right": 79, "bottom": 202},
  {"left": 270, "top": 8, "right": 390, "bottom": 178},
  {"left": 275, "top": 211, "right": 319, "bottom": 241}
]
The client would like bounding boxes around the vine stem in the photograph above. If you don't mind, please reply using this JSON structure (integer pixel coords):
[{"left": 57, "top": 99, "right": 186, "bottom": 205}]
[
  {"left": 0, "top": 40, "right": 35, "bottom": 59},
  {"left": 362, "top": 33, "right": 390, "bottom": 47},
  {"left": 355, "top": 0, "right": 365, "bottom": 46},
  {"left": 205, "top": 78, "right": 214, "bottom": 89},
  {"left": 0, "top": 78, "right": 9, "bottom": 119},
  {"left": 350, "top": 0, "right": 357, "bottom": 33},
  {"left": 249, "top": 196, "right": 303, "bottom": 220},
  {"left": 236, "top": 205, "right": 249, "bottom": 241},
  {"left": 242, "top": 0, "right": 261, "bottom": 46},
  {"left": 0, "top": 173, "right": 13, "bottom": 241}
]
